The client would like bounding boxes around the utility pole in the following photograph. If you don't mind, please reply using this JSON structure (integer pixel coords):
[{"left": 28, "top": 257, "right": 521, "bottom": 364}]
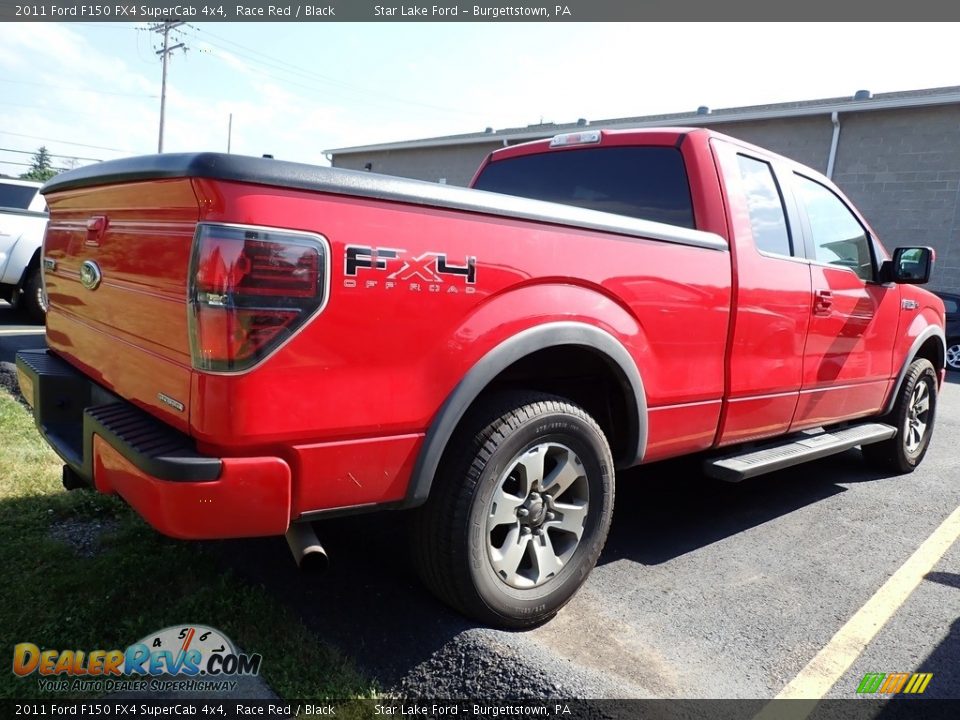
[
  {"left": 151, "top": 20, "right": 186, "bottom": 153},
  {"left": 227, "top": 113, "right": 233, "bottom": 153}
]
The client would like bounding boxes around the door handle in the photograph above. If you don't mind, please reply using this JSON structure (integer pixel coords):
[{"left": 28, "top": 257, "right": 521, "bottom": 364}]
[{"left": 814, "top": 290, "right": 833, "bottom": 315}]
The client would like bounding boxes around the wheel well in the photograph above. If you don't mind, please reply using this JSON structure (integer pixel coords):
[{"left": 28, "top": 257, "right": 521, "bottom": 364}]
[
  {"left": 465, "top": 344, "right": 634, "bottom": 464},
  {"left": 915, "top": 335, "right": 945, "bottom": 376},
  {"left": 405, "top": 322, "right": 646, "bottom": 508},
  {"left": 20, "top": 249, "right": 41, "bottom": 287}
]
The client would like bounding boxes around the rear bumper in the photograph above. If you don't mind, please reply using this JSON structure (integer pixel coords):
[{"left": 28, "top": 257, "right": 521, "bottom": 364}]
[{"left": 15, "top": 349, "right": 292, "bottom": 539}]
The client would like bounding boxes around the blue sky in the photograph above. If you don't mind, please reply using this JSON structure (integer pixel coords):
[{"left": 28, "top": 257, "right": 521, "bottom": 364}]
[{"left": 0, "top": 22, "right": 958, "bottom": 176}]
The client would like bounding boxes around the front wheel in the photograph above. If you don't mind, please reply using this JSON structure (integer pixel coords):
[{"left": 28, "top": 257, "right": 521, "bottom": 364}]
[
  {"left": 946, "top": 339, "right": 960, "bottom": 372},
  {"left": 862, "top": 358, "right": 938, "bottom": 473},
  {"left": 411, "top": 391, "right": 615, "bottom": 628}
]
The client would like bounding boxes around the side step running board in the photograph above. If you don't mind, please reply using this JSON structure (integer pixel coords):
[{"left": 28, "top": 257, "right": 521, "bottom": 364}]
[{"left": 703, "top": 423, "right": 897, "bottom": 482}]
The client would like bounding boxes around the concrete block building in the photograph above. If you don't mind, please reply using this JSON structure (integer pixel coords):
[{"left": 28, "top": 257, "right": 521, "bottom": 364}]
[{"left": 327, "top": 87, "right": 960, "bottom": 292}]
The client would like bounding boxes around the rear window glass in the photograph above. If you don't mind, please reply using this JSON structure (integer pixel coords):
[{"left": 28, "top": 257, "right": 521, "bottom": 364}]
[
  {"left": 0, "top": 183, "right": 39, "bottom": 210},
  {"left": 473, "top": 146, "right": 695, "bottom": 229}
]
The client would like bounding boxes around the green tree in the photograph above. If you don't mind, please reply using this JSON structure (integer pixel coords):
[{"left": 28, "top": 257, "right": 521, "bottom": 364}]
[{"left": 19, "top": 146, "right": 57, "bottom": 182}]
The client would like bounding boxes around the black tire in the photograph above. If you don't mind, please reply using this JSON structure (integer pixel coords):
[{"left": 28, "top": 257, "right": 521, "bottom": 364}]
[
  {"left": 946, "top": 339, "right": 960, "bottom": 372},
  {"left": 862, "top": 358, "right": 938, "bottom": 473},
  {"left": 21, "top": 266, "right": 47, "bottom": 324},
  {"left": 411, "top": 391, "right": 615, "bottom": 628}
]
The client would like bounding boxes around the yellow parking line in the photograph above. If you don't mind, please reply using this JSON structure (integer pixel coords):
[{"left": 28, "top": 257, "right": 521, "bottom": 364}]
[{"left": 753, "top": 504, "right": 960, "bottom": 719}]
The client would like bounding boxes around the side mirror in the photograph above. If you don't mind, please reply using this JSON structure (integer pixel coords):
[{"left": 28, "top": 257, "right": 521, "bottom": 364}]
[{"left": 880, "top": 246, "right": 935, "bottom": 285}]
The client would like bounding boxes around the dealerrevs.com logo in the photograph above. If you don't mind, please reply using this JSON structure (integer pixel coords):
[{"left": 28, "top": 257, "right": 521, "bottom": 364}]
[{"left": 12, "top": 625, "right": 262, "bottom": 693}]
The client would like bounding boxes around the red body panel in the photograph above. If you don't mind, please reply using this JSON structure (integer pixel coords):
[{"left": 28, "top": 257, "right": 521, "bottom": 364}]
[
  {"left": 792, "top": 264, "right": 899, "bottom": 427},
  {"left": 92, "top": 436, "right": 291, "bottom": 539},
  {"left": 35, "top": 128, "right": 945, "bottom": 539},
  {"left": 710, "top": 138, "right": 812, "bottom": 445},
  {"left": 289, "top": 434, "right": 422, "bottom": 513},
  {"left": 43, "top": 179, "right": 197, "bottom": 432},
  {"left": 188, "top": 174, "right": 729, "bottom": 426},
  {"left": 179, "top": 172, "right": 731, "bottom": 515}
]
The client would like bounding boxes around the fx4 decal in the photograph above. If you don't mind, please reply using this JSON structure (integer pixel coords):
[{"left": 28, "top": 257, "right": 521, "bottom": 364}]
[{"left": 344, "top": 246, "right": 477, "bottom": 293}]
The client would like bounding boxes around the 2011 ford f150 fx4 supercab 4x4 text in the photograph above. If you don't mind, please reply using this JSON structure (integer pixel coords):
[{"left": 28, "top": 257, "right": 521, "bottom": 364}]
[{"left": 17, "top": 128, "right": 946, "bottom": 627}]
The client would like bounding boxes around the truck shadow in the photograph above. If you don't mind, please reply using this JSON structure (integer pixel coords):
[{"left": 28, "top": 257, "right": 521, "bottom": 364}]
[
  {"left": 209, "top": 516, "right": 474, "bottom": 691},
  {"left": 600, "top": 450, "right": 881, "bottom": 566},
  {"left": 0, "top": 300, "right": 40, "bottom": 326},
  {"left": 209, "top": 448, "right": 888, "bottom": 692},
  {"left": 869, "top": 572, "right": 960, "bottom": 707},
  {"left": 0, "top": 302, "right": 46, "bottom": 363}
]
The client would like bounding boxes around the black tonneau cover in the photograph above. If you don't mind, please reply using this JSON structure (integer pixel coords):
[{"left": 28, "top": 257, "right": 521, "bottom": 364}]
[{"left": 42, "top": 152, "right": 725, "bottom": 251}]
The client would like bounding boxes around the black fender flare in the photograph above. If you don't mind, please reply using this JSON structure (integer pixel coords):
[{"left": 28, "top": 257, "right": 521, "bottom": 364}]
[
  {"left": 882, "top": 324, "right": 946, "bottom": 415},
  {"left": 403, "top": 321, "right": 647, "bottom": 508}
]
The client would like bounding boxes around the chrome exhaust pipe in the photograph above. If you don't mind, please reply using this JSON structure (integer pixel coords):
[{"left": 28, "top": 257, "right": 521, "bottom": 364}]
[{"left": 285, "top": 522, "right": 329, "bottom": 573}]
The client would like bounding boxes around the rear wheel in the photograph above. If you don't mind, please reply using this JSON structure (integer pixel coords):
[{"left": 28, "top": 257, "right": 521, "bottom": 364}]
[
  {"left": 862, "top": 358, "right": 938, "bottom": 473},
  {"left": 411, "top": 391, "right": 615, "bottom": 628}
]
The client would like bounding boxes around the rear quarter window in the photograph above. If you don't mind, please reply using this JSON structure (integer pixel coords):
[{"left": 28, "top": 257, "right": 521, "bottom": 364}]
[
  {"left": 473, "top": 146, "right": 695, "bottom": 229},
  {"left": 0, "top": 182, "right": 40, "bottom": 210}
]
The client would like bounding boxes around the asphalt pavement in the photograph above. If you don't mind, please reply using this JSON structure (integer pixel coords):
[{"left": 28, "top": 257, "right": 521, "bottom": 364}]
[
  {"left": 4, "top": 311, "right": 957, "bottom": 700},
  {"left": 0, "top": 302, "right": 45, "bottom": 362},
  {"left": 216, "top": 377, "right": 960, "bottom": 700}
]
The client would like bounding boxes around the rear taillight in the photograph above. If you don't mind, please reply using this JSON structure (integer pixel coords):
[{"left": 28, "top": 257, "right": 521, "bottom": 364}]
[{"left": 188, "top": 223, "right": 328, "bottom": 372}]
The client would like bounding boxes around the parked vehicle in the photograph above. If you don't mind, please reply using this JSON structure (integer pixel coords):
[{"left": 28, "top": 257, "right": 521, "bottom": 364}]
[
  {"left": 0, "top": 178, "right": 48, "bottom": 322},
  {"left": 17, "top": 128, "right": 947, "bottom": 627},
  {"left": 935, "top": 292, "right": 960, "bottom": 371}
]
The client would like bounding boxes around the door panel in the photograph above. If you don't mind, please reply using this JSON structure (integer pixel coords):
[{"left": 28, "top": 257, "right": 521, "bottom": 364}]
[
  {"left": 711, "top": 140, "right": 812, "bottom": 445},
  {"left": 794, "top": 265, "right": 898, "bottom": 425},
  {"left": 790, "top": 174, "right": 899, "bottom": 427}
]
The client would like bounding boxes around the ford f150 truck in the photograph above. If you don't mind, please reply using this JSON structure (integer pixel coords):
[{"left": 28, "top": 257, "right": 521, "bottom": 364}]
[
  {"left": 0, "top": 178, "right": 48, "bottom": 322},
  {"left": 17, "top": 128, "right": 946, "bottom": 627}
]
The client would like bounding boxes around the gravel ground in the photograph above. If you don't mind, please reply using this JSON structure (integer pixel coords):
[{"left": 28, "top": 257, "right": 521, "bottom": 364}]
[
  {"left": 48, "top": 517, "right": 118, "bottom": 558},
  {"left": 0, "top": 361, "right": 25, "bottom": 403}
]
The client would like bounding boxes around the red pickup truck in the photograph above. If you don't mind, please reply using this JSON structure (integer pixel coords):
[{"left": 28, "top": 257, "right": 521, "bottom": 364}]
[{"left": 17, "top": 128, "right": 946, "bottom": 628}]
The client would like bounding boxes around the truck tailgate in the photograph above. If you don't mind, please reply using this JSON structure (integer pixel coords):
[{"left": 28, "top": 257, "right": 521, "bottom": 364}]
[{"left": 42, "top": 179, "right": 199, "bottom": 432}]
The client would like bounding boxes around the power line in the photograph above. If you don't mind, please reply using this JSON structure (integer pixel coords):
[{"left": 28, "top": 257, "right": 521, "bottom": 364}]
[
  {"left": 0, "top": 147, "right": 102, "bottom": 163},
  {"left": 0, "top": 130, "right": 129, "bottom": 153},
  {"left": 186, "top": 25, "right": 363, "bottom": 92},
  {"left": 0, "top": 77, "right": 156, "bottom": 99},
  {"left": 0, "top": 100, "right": 60, "bottom": 112},
  {"left": 183, "top": 24, "right": 478, "bottom": 117},
  {"left": 197, "top": 33, "right": 476, "bottom": 117},
  {"left": 0, "top": 159, "right": 72, "bottom": 172}
]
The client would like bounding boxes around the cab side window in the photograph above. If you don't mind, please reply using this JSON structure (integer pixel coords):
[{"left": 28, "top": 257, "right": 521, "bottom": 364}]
[
  {"left": 794, "top": 174, "right": 874, "bottom": 281},
  {"left": 736, "top": 155, "right": 792, "bottom": 257}
]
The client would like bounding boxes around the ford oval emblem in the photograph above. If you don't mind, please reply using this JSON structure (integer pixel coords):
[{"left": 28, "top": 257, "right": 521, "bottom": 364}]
[{"left": 79, "top": 260, "right": 102, "bottom": 290}]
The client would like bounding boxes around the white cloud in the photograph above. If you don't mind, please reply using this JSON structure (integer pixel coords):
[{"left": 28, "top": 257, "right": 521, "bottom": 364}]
[{"left": 2, "top": 21, "right": 958, "bottom": 177}]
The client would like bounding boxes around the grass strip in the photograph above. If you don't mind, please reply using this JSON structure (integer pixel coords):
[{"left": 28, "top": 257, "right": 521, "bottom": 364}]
[{"left": 0, "top": 383, "right": 376, "bottom": 703}]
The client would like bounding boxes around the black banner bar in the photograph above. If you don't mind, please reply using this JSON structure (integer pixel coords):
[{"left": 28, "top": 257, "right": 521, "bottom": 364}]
[
  {"left": 1, "top": 0, "right": 959, "bottom": 22},
  {"left": 3, "top": 699, "right": 960, "bottom": 720}
]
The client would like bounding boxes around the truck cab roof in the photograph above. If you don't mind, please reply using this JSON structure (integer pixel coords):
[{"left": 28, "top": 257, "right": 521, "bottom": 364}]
[{"left": 488, "top": 127, "right": 814, "bottom": 171}]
